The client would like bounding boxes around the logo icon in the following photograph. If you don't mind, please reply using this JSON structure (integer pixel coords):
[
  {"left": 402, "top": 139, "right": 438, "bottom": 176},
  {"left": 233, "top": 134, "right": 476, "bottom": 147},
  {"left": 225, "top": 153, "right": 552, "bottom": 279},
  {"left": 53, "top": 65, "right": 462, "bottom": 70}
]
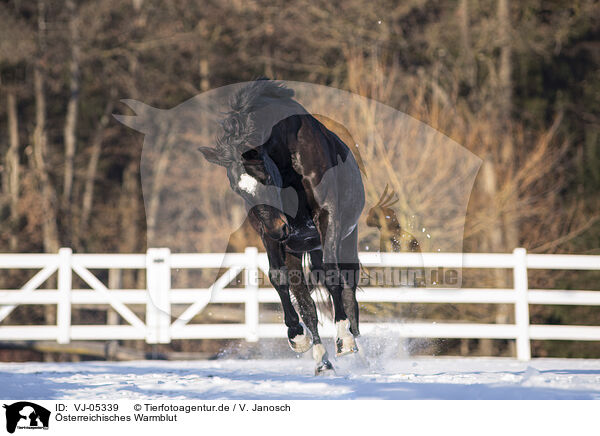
[{"left": 3, "top": 402, "right": 50, "bottom": 434}]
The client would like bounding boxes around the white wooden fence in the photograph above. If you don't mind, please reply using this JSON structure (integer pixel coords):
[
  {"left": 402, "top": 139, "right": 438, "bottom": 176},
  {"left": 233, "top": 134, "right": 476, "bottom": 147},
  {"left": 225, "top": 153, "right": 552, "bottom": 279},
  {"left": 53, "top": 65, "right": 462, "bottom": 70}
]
[{"left": 1, "top": 247, "right": 599, "bottom": 360}]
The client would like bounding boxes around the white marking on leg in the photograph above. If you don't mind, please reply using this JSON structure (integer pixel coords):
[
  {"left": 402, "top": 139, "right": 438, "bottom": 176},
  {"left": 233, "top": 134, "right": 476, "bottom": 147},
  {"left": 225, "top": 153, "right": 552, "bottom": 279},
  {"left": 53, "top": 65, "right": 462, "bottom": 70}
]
[
  {"left": 292, "top": 332, "right": 307, "bottom": 344},
  {"left": 335, "top": 319, "right": 357, "bottom": 356},
  {"left": 289, "top": 322, "right": 312, "bottom": 353},
  {"left": 313, "top": 343, "right": 333, "bottom": 374},
  {"left": 238, "top": 173, "right": 258, "bottom": 195},
  {"left": 336, "top": 319, "right": 352, "bottom": 339},
  {"left": 313, "top": 343, "right": 328, "bottom": 363}
]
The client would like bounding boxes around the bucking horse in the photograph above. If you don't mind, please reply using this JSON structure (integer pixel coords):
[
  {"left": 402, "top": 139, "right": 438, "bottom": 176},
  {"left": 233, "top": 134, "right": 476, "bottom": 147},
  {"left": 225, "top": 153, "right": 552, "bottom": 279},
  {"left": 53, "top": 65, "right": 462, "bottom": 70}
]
[{"left": 197, "top": 79, "right": 365, "bottom": 374}]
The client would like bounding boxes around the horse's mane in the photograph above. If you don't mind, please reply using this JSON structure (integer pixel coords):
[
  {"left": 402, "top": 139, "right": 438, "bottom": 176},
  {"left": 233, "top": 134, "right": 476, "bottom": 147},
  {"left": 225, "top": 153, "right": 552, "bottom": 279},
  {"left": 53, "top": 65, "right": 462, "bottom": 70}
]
[
  {"left": 217, "top": 79, "right": 296, "bottom": 158},
  {"left": 230, "top": 78, "right": 295, "bottom": 113}
]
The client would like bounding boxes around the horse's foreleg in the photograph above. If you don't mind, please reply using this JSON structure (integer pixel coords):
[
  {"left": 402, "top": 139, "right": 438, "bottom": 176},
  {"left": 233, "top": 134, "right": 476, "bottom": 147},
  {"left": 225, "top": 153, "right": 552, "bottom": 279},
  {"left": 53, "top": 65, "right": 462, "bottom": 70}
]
[
  {"left": 294, "top": 284, "right": 333, "bottom": 373},
  {"left": 264, "top": 239, "right": 309, "bottom": 352},
  {"left": 286, "top": 254, "right": 332, "bottom": 373},
  {"left": 312, "top": 343, "right": 333, "bottom": 375},
  {"left": 271, "top": 270, "right": 312, "bottom": 352}
]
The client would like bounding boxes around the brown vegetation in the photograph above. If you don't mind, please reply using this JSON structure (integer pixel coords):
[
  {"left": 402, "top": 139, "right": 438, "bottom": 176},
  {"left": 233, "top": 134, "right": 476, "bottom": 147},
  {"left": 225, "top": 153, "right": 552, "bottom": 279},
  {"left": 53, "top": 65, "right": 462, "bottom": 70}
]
[{"left": 0, "top": 0, "right": 598, "bottom": 359}]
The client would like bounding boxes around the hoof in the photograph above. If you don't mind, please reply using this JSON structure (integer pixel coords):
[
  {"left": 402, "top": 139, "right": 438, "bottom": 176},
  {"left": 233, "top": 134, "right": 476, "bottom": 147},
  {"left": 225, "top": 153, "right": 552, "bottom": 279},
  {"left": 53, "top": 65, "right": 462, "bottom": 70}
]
[
  {"left": 336, "top": 336, "right": 358, "bottom": 357},
  {"left": 313, "top": 343, "right": 334, "bottom": 375},
  {"left": 288, "top": 322, "right": 313, "bottom": 353},
  {"left": 315, "top": 359, "right": 334, "bottom": 375},
  {"left": 335, "top": 319, "right": 358, "bottom": 357}
]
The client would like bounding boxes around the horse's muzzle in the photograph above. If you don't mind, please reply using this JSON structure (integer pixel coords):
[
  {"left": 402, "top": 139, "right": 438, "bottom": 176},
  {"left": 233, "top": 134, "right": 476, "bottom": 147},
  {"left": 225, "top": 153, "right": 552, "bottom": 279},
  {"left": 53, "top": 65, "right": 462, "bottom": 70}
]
[
  {"left": 269, "top": 220, "right": 289, "bottom": 242},
  {"left": 252, "top": 204, "right": 290, "bottom": 242}
]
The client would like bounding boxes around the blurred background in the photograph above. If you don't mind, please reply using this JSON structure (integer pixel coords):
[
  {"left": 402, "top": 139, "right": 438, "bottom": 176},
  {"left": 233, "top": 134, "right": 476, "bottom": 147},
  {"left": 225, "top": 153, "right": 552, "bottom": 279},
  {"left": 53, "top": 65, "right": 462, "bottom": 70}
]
[{"left": 0, "top": 0, "right": 598, "bottom": 361}]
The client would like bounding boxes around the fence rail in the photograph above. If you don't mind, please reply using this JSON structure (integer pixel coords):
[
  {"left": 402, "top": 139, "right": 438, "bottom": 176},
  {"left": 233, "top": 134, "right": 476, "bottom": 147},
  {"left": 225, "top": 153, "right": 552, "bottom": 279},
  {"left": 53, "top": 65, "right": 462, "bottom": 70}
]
[{"left": 1, "top": 247, "right": 599, "bottom": 360}]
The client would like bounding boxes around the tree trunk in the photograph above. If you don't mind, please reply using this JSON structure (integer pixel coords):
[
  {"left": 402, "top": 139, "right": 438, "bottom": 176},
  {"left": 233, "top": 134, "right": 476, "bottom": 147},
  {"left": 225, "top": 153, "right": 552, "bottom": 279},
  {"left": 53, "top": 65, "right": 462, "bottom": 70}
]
[
  {"left": 77, "top": 98, "right": 114, "bottom": 248},
  {"left": 497, "top": 0, "right": 518, "bottom": 248},
  {"left": 34, "top": 0, "right": 60, "bottom": 352},
  {"left": 119, "top": 160, "right": 141, "bottom": 288},
  {"left": 199, "top": 58, "right": 210, "bottom": 93},
  {"left": 478, "top": 158, "right": 505, "bottom": 356},
  {"left": 62, "top": 0, "right": 81, "bottom": 247},
  {"left": 458, "top": 0, "right": 475, "bottom": 88},
  {"left": 5, "top": 90, "right": 20, "bottom": 250},
  {"left": 33, "top": 14, "right": 59, "bottom": 255},
  {"left": 497, "top": 0, "right": 517, "bottom": 356},
  {"left": 497, "top": 0, "right": 511, "bottom": 126},
  {"left": 146, "top": 123, "right": 176, "bottom": 246}
]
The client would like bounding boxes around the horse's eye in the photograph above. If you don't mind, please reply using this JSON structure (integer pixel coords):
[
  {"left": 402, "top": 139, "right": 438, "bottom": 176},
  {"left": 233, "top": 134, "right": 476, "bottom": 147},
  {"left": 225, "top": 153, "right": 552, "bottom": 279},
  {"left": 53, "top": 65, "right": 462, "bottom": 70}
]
[{"left": 242, "top": 148, "right": 261, "bottom": 161}]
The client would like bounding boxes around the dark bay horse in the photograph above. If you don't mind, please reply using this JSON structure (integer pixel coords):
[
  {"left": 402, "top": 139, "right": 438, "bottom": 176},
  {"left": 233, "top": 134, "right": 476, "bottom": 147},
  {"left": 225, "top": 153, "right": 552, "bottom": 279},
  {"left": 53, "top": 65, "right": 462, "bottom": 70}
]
[{"left": 198, "top": 79, "right": 365, "bottom": 374}]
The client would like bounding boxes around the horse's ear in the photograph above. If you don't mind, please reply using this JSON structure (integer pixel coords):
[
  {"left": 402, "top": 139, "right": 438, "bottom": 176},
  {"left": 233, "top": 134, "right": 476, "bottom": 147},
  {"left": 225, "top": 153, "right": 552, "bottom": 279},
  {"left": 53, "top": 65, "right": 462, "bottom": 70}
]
[
  {"left": 113, "top": 99, "right": 164, "bottom": 134},
  {"left": 198, "top": 146, "right": 226, "bottom": 166}
]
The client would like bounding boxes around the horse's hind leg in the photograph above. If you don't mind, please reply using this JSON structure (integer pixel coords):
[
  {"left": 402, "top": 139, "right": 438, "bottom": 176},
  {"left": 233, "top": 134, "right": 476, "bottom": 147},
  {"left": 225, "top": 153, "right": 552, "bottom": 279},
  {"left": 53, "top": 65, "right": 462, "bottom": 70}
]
[
  {"left": 340, "top": 227, "right": 361, "bottom": 337},
  {"left": 286, "top": 254, "right": 333, "bottom": 374},
  {"left": 310, "top": 249, "right": 357, "bottom": 357}
]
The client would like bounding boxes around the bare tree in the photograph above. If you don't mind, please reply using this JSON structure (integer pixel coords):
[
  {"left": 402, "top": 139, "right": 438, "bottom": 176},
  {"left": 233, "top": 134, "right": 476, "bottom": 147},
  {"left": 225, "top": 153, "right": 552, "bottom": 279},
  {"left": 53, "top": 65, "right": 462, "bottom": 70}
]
[
  {"left": 31, "top": 0, "right": 59, "bottom": 255},
  {"left": 77, "top": 97, "right": 114, "bottom": 247},
  {"left": 62, "top": 0, "right": 81, "bottom": 229}
]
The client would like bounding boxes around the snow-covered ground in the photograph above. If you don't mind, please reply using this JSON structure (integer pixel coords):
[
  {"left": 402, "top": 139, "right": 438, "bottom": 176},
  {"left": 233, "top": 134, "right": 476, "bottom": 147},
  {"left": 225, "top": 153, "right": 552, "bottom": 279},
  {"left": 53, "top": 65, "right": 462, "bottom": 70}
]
[{"left": 2, "top": 357, "right": 599, "bottom": 400}]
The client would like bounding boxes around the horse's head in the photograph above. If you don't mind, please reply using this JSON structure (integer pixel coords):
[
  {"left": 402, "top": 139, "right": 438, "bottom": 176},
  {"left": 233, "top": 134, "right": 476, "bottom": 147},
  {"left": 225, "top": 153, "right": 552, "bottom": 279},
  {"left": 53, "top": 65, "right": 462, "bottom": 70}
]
[
  {"left": 366, "top": 184, "right": 399, "bottom": 229},
  {"left": 198, "top": 143, "right": 290, "bottom": 242}
]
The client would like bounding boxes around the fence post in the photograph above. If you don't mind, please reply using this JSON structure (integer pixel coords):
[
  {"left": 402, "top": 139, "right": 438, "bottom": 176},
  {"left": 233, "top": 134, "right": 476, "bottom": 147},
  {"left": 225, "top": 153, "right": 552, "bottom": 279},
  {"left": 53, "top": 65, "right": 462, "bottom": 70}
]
[
  {"left": 57, "top": 248, "right": 72, "bottom": 344},
  {"left": 245, "top": 247, "right": 259, "bottom": 342},
  {"left": 146, "top": 248, "right": 172, "bottom": 344},
  {"left": 513, "top": 247, "right": 531, "bottom": 360}
]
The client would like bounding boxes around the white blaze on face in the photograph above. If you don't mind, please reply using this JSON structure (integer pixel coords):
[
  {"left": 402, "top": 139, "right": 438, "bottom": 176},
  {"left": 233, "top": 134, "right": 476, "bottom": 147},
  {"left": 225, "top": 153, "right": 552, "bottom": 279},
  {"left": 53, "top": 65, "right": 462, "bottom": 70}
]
[{"left": 238, "top": 173, "right": 258, "bottom": 195}]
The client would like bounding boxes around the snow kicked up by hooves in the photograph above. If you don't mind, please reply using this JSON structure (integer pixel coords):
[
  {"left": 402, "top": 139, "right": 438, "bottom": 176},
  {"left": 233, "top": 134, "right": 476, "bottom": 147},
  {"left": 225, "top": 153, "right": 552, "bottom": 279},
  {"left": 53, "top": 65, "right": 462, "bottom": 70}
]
[{"left": 2, "top": 357, "right": 600, "bottom": 400}]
